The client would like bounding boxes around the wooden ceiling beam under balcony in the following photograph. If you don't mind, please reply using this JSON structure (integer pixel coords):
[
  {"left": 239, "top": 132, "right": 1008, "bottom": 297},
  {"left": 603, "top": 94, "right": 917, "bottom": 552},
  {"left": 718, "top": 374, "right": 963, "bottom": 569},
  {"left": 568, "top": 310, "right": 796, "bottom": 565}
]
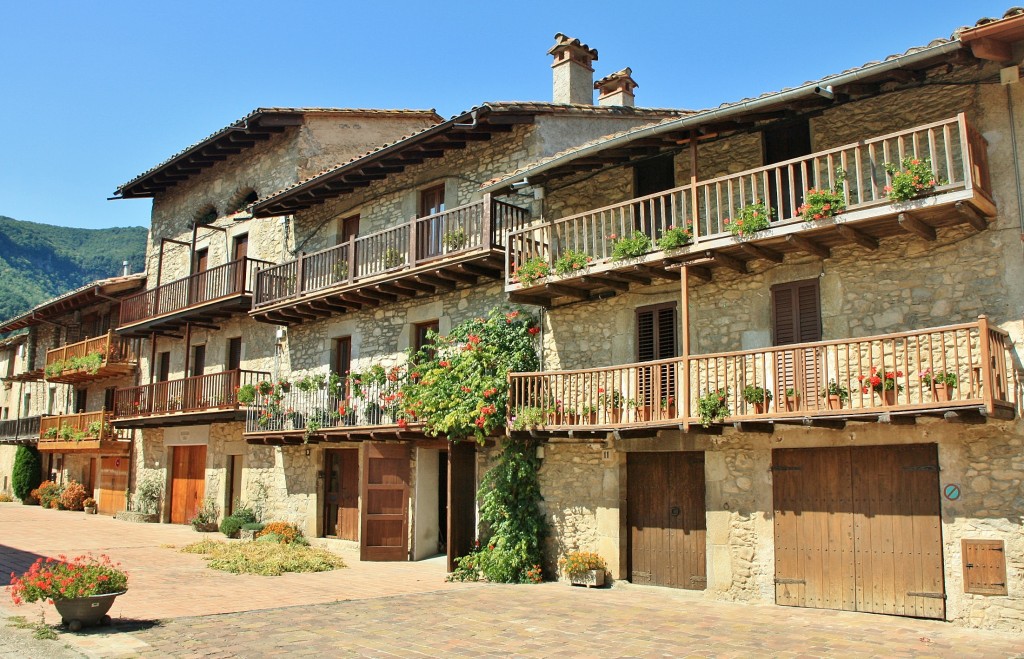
[
  {"left": 785, "top": 234, "right": 831, "bottom": 259},
  {"left": 415, "top": 274, "right": 457, "bottom": 291},
  {"left": 544, "top": 282, "right": 591, "bottom": 301},
  {"left": 835, "top": 225, "right": 880, "bottom": 251},
  {"left": 391, "top": 279, "right": 437, "bottom": 294},
  {"left": 580, "top": 275, "right": 630, "bottom": 292},
  {"left": 956, "top": 201, "right": 990, "bottom": 231},
  {"left": 897, "top": 212, "right": 937, "bottom": 241},
  {"left": 737, "top": 242, "right": 785, "bottom": 263}
]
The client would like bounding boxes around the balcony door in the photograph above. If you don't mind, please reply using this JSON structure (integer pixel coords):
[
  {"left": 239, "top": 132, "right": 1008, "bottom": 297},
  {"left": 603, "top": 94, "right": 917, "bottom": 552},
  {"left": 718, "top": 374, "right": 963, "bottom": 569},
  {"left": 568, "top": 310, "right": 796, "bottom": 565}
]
[
  {"left": 764, "top": 120, "right": 812, "bottom": 221},
  {"left": 636, "top": 303, "right": 677, "bottom": 421},
  {"left": 188, "top": 345, "right": 206, "bottom": 411},
  {"left": 419, "top": 185, "right": 446, "bottom": 260},
  {"left": 192, "top": 248, "right": 209, "bottom": 305},
  {"left": 232, "top": 234, "right": 248, "bottom": 293},
  {"left": 633, "top": 155, "right": 676, "bottom": 241},
  {"left": 772, "top": 279, "right": 822, "bottom": 412}
]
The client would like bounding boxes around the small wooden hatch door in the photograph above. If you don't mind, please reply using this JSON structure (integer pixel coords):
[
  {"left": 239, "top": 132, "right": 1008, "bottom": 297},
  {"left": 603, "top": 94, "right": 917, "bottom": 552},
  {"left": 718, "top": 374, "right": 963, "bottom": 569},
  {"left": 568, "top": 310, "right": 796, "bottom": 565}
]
[{"left": 360, "top": 442, "right": 411, "bottom": 561}]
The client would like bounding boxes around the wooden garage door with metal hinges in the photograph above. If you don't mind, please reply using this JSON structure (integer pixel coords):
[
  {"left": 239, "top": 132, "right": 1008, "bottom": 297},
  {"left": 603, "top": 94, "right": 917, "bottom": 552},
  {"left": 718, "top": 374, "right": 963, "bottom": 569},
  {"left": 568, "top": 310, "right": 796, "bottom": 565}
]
[
  {"left": 773, "top": 444, "right": 944, "bottom": 619},
  {"left": 627, "top": 451, "right": 706, "bottom": 590}
]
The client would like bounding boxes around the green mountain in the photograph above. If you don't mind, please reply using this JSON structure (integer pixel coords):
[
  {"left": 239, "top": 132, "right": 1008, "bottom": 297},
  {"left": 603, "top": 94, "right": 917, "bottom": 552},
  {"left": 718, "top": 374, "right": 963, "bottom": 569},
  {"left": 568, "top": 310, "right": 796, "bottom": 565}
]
[{"left": 0, "top": 215, "right": 148, "bottom": 324}]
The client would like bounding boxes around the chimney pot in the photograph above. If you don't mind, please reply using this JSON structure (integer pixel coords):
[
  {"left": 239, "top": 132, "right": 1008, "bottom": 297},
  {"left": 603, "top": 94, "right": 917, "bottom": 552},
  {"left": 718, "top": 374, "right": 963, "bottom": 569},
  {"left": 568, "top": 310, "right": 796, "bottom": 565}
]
[
  {"left": 548, "top": 33, "right": 598, "bottom": 105},
  {"left": 596, "top": 68, "right": 638, "bottom": 107}
]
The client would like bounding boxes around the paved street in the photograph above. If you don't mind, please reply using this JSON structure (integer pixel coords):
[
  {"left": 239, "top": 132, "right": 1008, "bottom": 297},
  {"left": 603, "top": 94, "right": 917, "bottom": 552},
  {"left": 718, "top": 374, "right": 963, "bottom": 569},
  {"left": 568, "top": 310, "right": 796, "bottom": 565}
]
[{"left": 2, "top": 503, "right": 1023, "bottom": 658}]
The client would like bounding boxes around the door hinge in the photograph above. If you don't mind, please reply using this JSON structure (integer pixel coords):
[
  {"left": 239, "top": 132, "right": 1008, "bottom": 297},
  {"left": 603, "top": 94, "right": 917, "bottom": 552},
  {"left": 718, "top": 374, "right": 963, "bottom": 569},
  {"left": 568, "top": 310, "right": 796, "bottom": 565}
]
[
  {"left": 902, "top": 465, "right": 939, "bottom": 472},
  {"left": 774, "top": 578, "right": 806, "bottom": 585},
  {"left": 906, "top": 591, "right": 946, "bottom": 599},
  {"left": 771, "top": 465, "right": 802, "bottom": 471}
]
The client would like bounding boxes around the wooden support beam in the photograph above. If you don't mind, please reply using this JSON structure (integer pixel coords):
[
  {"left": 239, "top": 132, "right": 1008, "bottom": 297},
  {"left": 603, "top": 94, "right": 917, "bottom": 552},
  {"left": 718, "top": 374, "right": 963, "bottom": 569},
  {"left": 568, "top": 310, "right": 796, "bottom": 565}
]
[
  {"left": 392, "top": 279, "right": 436, "bottom": 294},
  {"left": 339, "top": 293, "right": 377, "bottom": 307},
  {"left": 610, "top": 269, "right": 651, "bottom": 285},
  {"left": 544, "top": 283, "right": 591, "bottom": 300},
  {"left": 507, "top": 292, "right": 553, "bottom": 308},
  {"left": 377, "top": 283, "right": 410, "bottom": 298},
  {"left": 878, "top": 413, "right": 916, "bottom": 425},
  {"left": 457, "top": 262, "right": 502, "bottom": 278},
  {"left": 956, "top": 201, "right": 989, "bottom": 231},
  {"left": 357, "top": 288, "right": 398, "bottom": 302},
  {"left": 733, "top": 421, "right": 775, "bottom": 433},
  {"left": 897, "top": 212, "right": 937, "bottom": 241},
  {"left": 580, "top": 275, "right": 629, "bottom": 292},
  {"left": 801, "top": 418, "right": 846, "bottom": 430},
  {"left": 785, "top": 234, "right": 831, "bottom": 259},
  {"left": 684, "top": 265, "right": 712, "bottom": 282},
  {"left": 737, "top": 243, "right": 784, "bottom": 263},
  {"left": 635, "top": 264, "right": 680, "bottom": 280},
  {"left": 434, "top": 268, "right": 476, "bottom": 284},
  {"left": 835, "top": 225, "right": 879, "bottom": 250},
  {"left": 979, "top": 405, "right": 1015, "bottom": 421},
  {"left": 943, "top": 409, "right": 987, "bottom": 424},
  {"left": 415, "top": 274, "right": 457, "bottom": 291},
  {"left": 707, "top": 250, "right": 747, "bottom": 273}
]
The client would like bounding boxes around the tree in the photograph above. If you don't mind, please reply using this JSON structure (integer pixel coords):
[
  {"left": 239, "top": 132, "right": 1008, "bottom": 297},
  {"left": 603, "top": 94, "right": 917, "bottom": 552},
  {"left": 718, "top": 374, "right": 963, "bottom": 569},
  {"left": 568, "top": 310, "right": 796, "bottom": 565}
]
[{"left": 12, "top": 445, "right": 42, "bottom": 501}]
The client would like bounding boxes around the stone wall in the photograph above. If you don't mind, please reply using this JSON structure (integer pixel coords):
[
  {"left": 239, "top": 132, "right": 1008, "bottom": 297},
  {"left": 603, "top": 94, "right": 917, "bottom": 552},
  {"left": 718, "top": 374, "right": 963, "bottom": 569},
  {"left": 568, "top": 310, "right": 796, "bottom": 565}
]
[{"left": 0, "top": 445, "right": 16, "bottom": 495}]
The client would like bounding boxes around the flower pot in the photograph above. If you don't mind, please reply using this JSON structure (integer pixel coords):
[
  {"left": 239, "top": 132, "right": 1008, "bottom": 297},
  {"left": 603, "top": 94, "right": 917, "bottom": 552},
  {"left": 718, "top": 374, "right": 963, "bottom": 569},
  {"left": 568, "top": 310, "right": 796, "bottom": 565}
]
[
  {"left": 608, "top": 408, "right": 622, "bottom": 424},
  {"left": 84, "top": 506, "right": 97, "bottom": 515},
  {"left": 584, "top": 412, "right": 597, "bottom": 425},
  {"left": 569, "top": 569, "right": 605, "bottom": 588},
  {"left": 826, "top": 395, "right": 843, "bottom": 411},
  {"left": 881, "top": 389, "right": 896, "bottom": 406},
  {"left": 753, "top": 402, "right": 766, "bottom": 415},
  {"left": 548, "top": 412, "right": 563, "bottom": 426},
  {"left": 783, "top": 395, "right": 800, "bottom": 412},
  {"left": 54, "top": 591, "right": 125, "bottom": 631},
  {"left": 635, "top": 405, "right": 653, "bottom": 422},
  {"left": 661, "top": 404, "right": 677, "bottom": 419},
  {"left": 932, "top": 383, "right": 951, "bottom": 403},
  {"left": 564, "top": 413, "right": 580, "bottom": 425}
]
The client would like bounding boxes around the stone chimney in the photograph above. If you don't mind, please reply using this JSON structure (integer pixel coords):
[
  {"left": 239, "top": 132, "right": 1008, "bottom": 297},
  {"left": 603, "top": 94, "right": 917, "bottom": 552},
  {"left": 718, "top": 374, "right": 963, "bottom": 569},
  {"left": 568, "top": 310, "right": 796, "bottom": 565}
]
[
  {"left": 548, "top": 33, "right": 598, "bottom": 105},
  {"left": 595, "top": 68, "right": 638, "bottom": 107}
]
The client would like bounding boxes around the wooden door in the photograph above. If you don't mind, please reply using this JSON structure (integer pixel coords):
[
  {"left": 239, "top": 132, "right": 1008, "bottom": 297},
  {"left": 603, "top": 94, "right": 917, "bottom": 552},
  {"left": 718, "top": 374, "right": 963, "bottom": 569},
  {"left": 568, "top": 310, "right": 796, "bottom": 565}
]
[
  {"left": 232, "top": 235, "right": 248, "bottom": 292},
  {"left": 170, "top": 445, "right": 207, "bottom": 524},
  {"left": 772, "top": 445, "right": 944, "bottom": 619},
  {"left": 96, "top": 456, "right": 128, "bottom": 515},
  {"left": 447, "top": 441, "right": 477, "bottom": 571},
  {"left": 633, "top": 154, "right": 675, "bottom": 239},
  {"left": 419, "top": 185, "right": 446, "bottom": 259},
  {"left": 627, "top": 452, "right": 706, "bottom": 589},
  {"left": 360, "top": 443, "right": 410, "bottom": 560},
  {"left": 772, "top": 279, "right": 822, "bottom": 411},
  {"left": 636, "top": 303, "right": 677, "bottom": 417},
  {"left": 764, "top": 120, "right": 812, "bottom": 220},
  {"left": 323, "top": 449, "right": 359, "bottom": 540},
  {"left": 852, "top": 444, "right": 944, "bottom": 619},
  {"left": 192, "top": 248, "right": 209, "bottom": 304}
]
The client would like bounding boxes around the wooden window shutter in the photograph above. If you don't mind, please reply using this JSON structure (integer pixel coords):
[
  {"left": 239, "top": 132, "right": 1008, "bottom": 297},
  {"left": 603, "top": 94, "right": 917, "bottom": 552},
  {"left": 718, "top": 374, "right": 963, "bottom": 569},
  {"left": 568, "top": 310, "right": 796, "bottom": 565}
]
[
  {"left": 636, "top": 303, "right": 677, "bottom": 361},
  {"left": 771, "top": 279, "right": 821, "bottom": 346},
  {"left": 962, "top": 539, "right": 1008, "bottom": 595}
]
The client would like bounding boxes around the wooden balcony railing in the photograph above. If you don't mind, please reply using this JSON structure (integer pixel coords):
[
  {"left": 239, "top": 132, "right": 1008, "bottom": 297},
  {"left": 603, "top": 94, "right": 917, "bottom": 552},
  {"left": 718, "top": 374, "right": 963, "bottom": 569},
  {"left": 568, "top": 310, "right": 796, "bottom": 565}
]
[
  {"left": 506, "top": 114, "right": 990, "bottom": 290},
  {"left": 0, "top": 415, "right": 42, "bottom": 444},
  {"left": 255, "top": 197, "right": 529, "bottom": 308},
  {"left": 244, "top": 377, "right": 407, "bottom": 435},
  {"left": 508, "top": 318, "right": 1020, "bottom": 429},
  {"left": 44, "top": 330, "right": 138, "bottom": 384},
  {"left": 112, "top": 369, "right": 270, "bottom": 418},
  {"left": 119, "top": 257, "right": 271, "bottom": 327},
  {"left": 38, "top": 411, "right": 130, "bottom": 452}
]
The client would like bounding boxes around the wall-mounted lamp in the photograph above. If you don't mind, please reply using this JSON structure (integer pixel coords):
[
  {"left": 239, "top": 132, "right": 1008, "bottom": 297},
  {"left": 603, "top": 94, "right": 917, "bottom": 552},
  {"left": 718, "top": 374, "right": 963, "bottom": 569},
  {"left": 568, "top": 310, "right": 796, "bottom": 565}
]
[
  {"left": 275, "top": 327, "right": 286, "bottom": 343},
  {"left": 535, "top": 445, "right": 545, "bottom": 460}
]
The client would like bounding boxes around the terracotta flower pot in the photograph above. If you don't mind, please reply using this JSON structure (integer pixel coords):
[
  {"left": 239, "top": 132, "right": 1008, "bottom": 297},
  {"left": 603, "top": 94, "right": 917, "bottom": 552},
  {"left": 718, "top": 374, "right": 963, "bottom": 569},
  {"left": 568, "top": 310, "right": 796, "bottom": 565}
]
[
  {"left": 881, "top": 389, "right": 896, "bottom": 406},
  {"left": 932, "top": 383, "right": 951, "bottom": 402},
  {"left": 608, "top": 408, "right": 622, "bottom": 424},
  {"left": 584, "top": 412, "right": 597, "bottom": 425},
  {"left": 635, "top": 406, "right": 653, "bottom": 422},
  {"left": 784, "top": 395, "right": 800, "bottom": 412},
  {"left": 826, "top": 395, "right": 843, "bottom": 411},
  {"left": 753, "top": 402, "right": 766, "bottom": 415},
  {"left": 564, "top": 413, "right": 580, "bottom": 425},
  {"left": 661, "top": 404, "right": 677, "bottom": 419}
]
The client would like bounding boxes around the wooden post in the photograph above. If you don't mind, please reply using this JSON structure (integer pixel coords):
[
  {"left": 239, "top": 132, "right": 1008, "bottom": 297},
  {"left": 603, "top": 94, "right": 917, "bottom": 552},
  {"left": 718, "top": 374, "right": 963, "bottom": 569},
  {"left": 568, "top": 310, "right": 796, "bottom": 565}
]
[
  {"left": 347, "top": 239, "right": 356, "bottom": 284},
  {"left": 680, "top": 265, "right": 691, "bottom": 431},
  {"left": 296, "top": 252, "right": 306, "bottom": 294},
  {"left": 148, "top": 332, "right": 158, "bottom": 386},
  {"left": 977, "top": 314, "right": 994, "bottom": 415},
  {"left": 408, "top": 216, "right": 418, "bottom": 266},
  {"left": 481, "top": 194, "right": 494, "bottom": 250}
]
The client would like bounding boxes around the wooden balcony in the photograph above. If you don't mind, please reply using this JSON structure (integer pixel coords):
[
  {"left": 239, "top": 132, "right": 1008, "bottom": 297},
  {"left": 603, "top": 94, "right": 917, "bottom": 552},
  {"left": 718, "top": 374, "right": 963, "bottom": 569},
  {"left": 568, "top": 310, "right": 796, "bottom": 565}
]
[
  {"left": 112, "top": 369, "right": 269, "bottom": 427},
  {"left": 0, "top": 415, "right": 42, "bottom": 445},
  {"left": 508, "top": 318, "right": 1020, "bottom": 435},
  {"left": 251, "top": 196, "right": 529, "bottom": 325},
  {"left": 38, "top": 411, "right": 130, "bottom": 454},
  {"left": 243, "top": 378, "right": 424, "bottom": 445},
  {"left": 118, "top": 257, "right": 271, "bottom": 337},
  {"left": 506, "top": 114, "right": 995, "bottom": 306},
  {"left": 44, "top": 331, "right": 138, "bottom": 384}
]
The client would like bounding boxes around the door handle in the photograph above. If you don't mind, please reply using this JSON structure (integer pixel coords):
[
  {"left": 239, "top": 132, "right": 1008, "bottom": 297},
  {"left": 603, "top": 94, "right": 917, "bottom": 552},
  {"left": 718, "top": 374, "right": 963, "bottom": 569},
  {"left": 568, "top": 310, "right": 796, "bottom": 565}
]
[{"left": 670, "top": 506, "right": 681, "bottom": 517}]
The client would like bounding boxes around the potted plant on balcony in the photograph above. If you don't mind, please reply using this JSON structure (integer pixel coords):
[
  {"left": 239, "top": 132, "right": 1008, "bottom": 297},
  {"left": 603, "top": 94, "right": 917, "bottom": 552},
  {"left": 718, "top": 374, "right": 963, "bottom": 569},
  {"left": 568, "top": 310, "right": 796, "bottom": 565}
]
[
  {"left": 797, "top": 169, "right": 846, "bottom": 221},
  {"left": 741, "top": 385, "right": 772, "bottom": 414},
  {"left": 580, "top": 404, "right": 598, "bottom": 425},
  {"left": 821, "top": 380, "right": 850, "bottom": 410},
  {"left": 383, "top": 247, "right": 404, "bottom": 269},
  {"left": 782, "top": 388, "right": 801, "bottom": 412},
  {"left": 660, "top": 396, "right": 676, "bottom": 419},
  {"left": 553, "top": 249, "right": 592, "bottom": 276},
  {"left": 857, "top": 367, "right": 904, "bottom": 406},
  {"left": 726, "top": 201, "right": 773, "bottom": 238},
  {"left": 511, "top": 256, "right": 551, "bottom": 287},
  {"left": 597, "top": 388, "right": 626, "bottom": 423},
  {"left": 610, "top": 230, "right": 653, "bottom": 260},
  {"left": 441, "top": 228, "right": 467, "bottom": 251},
  {"left": 558, "top": 551, "right": 608, "bottom": 587},
  {"left": 919, "top": 368, "right": 958, "bottom": 402},
  {"left": 83, "top": 497, "right": 98, "bottom": 515},
  {"left": 510, "top": 406, "right": 546, "bottom": 431},
  {"left": 656, "top": 224, "right": 693, "bottom": 251},
  {"left": 10, "top": 554, "right": 128, "bottom": 631},
  {"left": 236, "top": 384, "right": 257, "bottom": 405},
  {"left": 697, "top": 388, "right": 730, "bottom": 427},
  {"left": 884, "top": 157, "right": 943, "bottom": 202}
]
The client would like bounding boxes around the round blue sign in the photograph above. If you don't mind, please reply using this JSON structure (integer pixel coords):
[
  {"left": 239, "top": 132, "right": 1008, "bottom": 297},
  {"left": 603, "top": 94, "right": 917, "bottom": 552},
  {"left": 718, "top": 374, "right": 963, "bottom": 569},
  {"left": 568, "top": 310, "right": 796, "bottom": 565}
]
[{"left": 943, "top": 484, "right": 960, "bottom": 501}]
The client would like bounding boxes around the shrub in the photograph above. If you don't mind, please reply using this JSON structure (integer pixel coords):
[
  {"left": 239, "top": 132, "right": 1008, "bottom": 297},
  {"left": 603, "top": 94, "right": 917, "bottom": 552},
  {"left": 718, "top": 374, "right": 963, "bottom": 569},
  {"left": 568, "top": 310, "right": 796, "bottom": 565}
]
[
  {"left": 0, "top": 492, "right": 14, "bottom": 503},
  {"left": 180, "top": 540, "right": 345, "bottom": 576},
  {"left": 10, "top": 555, "right": 128, "bottom": 605},
  {"left": 232, "top": 507, "right": 258, "bottom": 524},
  {"left": 697, "top": 388, "right": 730, "bottom": 427},
  {"left": 610, "top": 230, "right": 652, "bottom": 260},
  {"left": 241, "top": 522, "right": 265, "bottom": 532},
  {"left": 12, "top": 445, "right": 42, "bottom": 501},
  {"left": 255, "top": 522, "right": 303, "bottom": 544},
  {"left": 134, "top": 473, "right": 163, "bottom": 514},
  {"left": 256, "top": 532, "right": 283, "bottom": 544},
  {"left": 59, "top": 480, "right": 88, "bottom": 511},
  {"left": 32, "top": 481, "right": 62, "bottom": 510},
  {"left": 236, "top": 384, "right": 257, "bottom": 405},
  {"left": 82, "top": 497, "right": 97, "bottom": 508},
  {"left": 220, "top": 516, "right": 244, "bottom": 538},
  {"left": 190, "top": 498, "right": 220, "bottom": 531}
]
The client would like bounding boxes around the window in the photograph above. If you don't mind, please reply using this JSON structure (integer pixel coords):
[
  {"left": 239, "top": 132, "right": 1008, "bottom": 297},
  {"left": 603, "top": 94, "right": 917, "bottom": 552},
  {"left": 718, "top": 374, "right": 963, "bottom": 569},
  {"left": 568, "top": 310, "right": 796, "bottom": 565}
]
[
  {"left": 414, "top": 320, "right": 440, "bottom": 361},
  {"left": 636, "top": 303, "right": 677, "bottom": 361},
  {"left": 419, "top": 185, "right": 445, "bottom": 217},
  {"left": 75, "top": 389, "right": 88, "bottom": 413},
  {"left": 191, "top": 345, "right": 206, "bottom": 378},
  {"left": 104, "top": 387, "right": 116, "bottom": 412},
  {"left": 332, "top": 337, "right": 352, "bottom": 378},
  {"left": 771, "top": 279, "right": 822, "bottom": 411},
  {"left": 633, "top": 155, "right": 675, "bottom": 239},
  {"left": 232, "top": 234, "right": 248, "bottom": 262},
  {"left": 763, "top": 119, "right": 812, "bottom": 220},
  {"left": 227, "top": 337, "right": 242, "bottom": 371},
  {"left": 336, "top": 215, "right": 360, "bottom": 245},
  {"left": 419, "top": 186, "right": 447, "bottom": 259},
  {"left": 156, "top": 352, "right": 171, "bottom": 382},
  {"left": 23, "top": 393, "right": 31, "bottom": 417}
]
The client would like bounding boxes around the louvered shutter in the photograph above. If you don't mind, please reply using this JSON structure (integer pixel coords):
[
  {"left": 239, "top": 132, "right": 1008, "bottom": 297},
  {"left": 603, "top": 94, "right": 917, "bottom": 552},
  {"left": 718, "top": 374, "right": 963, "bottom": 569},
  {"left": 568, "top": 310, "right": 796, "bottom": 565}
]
[
  {"left": 636, "top": 304, "right": 678, "bottom": 412},
  {"left": 772, "top": 280, "right": 822, "bottom": 410}
]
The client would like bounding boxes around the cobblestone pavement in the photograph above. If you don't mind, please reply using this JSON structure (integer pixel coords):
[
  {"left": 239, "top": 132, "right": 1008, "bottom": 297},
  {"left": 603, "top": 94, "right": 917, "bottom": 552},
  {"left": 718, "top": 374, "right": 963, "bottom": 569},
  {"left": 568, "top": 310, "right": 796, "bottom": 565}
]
[{"left": 60, "top": 583, "right": 1024, "bottom": 658}]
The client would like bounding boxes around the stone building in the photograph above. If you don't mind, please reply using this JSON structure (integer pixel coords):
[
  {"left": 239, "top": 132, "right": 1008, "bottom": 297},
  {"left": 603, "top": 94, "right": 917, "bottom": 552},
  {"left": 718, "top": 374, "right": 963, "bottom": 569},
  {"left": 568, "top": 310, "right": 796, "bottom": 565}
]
[
  {"left": 0, "top": 274, "right": 146, "bottom": 511},
  {"left": 478, "top": 13, "right": 1024, "bottom": 632},
  {"left": 107, "top": 108, "right": 441, "bottom": 524}
]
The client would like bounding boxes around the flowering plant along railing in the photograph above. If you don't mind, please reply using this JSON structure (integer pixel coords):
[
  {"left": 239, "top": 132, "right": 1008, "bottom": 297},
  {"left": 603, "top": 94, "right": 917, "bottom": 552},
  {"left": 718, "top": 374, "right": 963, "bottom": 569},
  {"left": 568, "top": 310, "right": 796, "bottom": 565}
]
[
  {"left": 508, "top": 318, "right": 1019, "bottom": 429},
  {"left": 44, "top": 331, "right": 137, "bottom": 381},
  {"left": 39, "top": 411, "right": 129, "bottom": 444},
  {"left": 243, "top": 370, "right": 407, "bottom": 436},
  {"left": 506, "top": 114, "right": 987, "bottom": 288},
  {"left": 119, "top": 257, "right": 271, "bottom": 326},
  {"left": 255, "top": 196, "right": 529, "bottom": 308},
  {"left": 112, "top": 369, "right": 269, "bottom": 418}
]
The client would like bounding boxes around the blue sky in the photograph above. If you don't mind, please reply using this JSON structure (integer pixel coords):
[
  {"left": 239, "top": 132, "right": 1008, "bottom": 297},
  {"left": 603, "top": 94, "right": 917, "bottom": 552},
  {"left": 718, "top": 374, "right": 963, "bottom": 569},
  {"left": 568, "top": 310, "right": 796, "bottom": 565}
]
[{"left": 0, "top": 1, "right": 1009, "bottom": 230}]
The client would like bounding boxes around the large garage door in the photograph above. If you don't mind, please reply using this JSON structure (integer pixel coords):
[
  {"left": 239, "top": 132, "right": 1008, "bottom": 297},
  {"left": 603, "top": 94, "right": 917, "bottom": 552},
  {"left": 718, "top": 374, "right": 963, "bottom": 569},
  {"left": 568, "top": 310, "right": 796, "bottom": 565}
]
[
  {"left": 627, "top": 451, "right": 706, "bottom": 590},
  {"left": 773, "top": 444, "right": 944, "bottom": 619},
  {"left": 360, "top": 442, "right": 411, "bottom": 561}
]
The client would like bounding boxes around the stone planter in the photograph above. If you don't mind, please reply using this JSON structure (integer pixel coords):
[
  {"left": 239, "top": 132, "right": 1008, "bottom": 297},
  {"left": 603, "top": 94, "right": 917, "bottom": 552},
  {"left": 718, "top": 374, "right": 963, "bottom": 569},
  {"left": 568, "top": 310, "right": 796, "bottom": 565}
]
[
  {"left": 83, "top": 506, "right": 97, "bottom": 515},
  {"left": 569, "top": 569, "right": 605, "bottom": 588},
  {"left": 192, "top": 522, "right": 219, "bottom": 533},
  {"left": 114, "top": 510, "right": 158, "bottom": 524},
  {"left": 239, "top": 528, "right": 259, "bottom": 541},
  {"left": 54, "top": 591, "right": 125, "bottom": 631}
]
